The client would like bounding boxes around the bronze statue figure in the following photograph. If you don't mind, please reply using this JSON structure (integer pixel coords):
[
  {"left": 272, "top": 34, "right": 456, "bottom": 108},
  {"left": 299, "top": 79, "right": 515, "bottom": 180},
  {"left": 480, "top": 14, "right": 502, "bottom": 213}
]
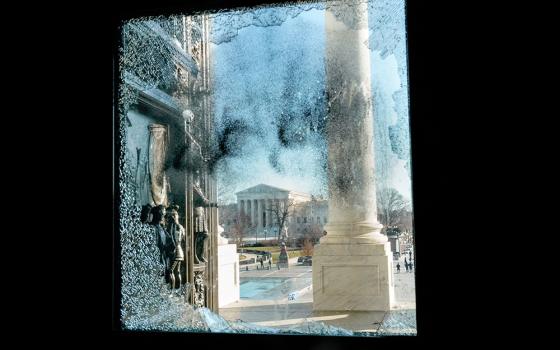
[
  {"left": 151, "top": 205, "right": 174, "bottom": 281},
  {"left": 140, "top": 204, "right": 153, "bottom": 223},
  {"left": 166, "top": 205, "right": 186, "bottom": 290},
  {"left": 193, "top": 206, "right": 208, "bottom": 264}
]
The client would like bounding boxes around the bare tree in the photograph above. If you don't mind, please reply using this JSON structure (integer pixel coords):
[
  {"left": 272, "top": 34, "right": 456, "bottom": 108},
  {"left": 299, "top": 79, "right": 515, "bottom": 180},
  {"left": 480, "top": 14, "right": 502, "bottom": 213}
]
[
  {"left": 299, "top": 223, "right": 323, "bottom": 244},
  {"left": 399, "top": 230, "right": 413, "bottom": 245},
  {"left": 302, "top": 238, "right": 314, "bottom": 256},
  {"left": 297, "top": 223, "right": 323, "bottom": 254},
  {"left": 309, "top": 224, "right": 324, "bottom": 244},
  {"left": 377, "top": 187, "right": 410, "bottom": 233},
  {"left": 266, "top": 198, "right": 296, "bottom": 241},
  {"left": 231, "top": 210, "right": 251, "bottom": 253},
  {"left": 399, "top": 211, "right": 413, "bottom": 233}
]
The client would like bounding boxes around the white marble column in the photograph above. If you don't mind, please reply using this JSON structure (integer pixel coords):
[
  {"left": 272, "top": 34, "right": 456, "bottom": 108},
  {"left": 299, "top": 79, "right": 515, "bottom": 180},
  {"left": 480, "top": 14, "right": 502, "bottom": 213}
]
[
  {"left": 254, "top": 199, "right": 257, "bottom": 226},
  {"left": 257, "top": 199, "right": 262, "bottom": 230},
  {"left": 274, "top": 199, "right": 280, "bottom": 225},
  {"left": 262, "top": 199, "right": 267, "bottom": 227},
  {"left": 255, "top": 199, "right": 260, "bottom": 229},
  {"left": 312, "top": 0, "right": 394, "bottom": 312},
  {"left": 247, "top": 199, "right": 252, "bottom": 226},
  {"left": 264, "top": 199, "right": 268, "bottom": 227},
  {"left": 252, "top": 199, "right": 257, "bottom": 230},
  {"left": 279, "top": 200, "right": 285, "bottom": 224},
  {"left": 250, "top": 199, "right": 254, "bottom": 228},
  {"left": 261, "top": 199, "right": 266, "bottom": 228},
  {"left": 267, "top": 199, "right": 273, "bottom": 227}
]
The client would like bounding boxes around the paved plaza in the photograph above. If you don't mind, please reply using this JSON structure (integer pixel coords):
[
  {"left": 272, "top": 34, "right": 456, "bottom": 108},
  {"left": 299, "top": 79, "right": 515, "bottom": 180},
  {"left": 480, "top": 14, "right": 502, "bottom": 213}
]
[{"left": 219, "top": 256, "right": 416, "bottom": 334}]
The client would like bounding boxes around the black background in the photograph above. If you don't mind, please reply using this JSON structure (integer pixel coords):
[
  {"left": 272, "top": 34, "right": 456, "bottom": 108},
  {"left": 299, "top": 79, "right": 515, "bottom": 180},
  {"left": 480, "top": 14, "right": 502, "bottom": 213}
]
[
  {"left": 6, "top": 0, "right": 530, "bottom": 341},
  {"left": 65, "top": 0, "right": 492, "bottom": 346}
]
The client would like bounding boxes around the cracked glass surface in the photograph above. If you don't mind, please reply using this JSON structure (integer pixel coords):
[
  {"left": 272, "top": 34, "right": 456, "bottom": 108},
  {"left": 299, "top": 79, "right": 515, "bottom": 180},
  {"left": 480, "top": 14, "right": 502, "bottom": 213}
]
[{"left": 118, "top": 0, "right": 415, "bottom": 336}]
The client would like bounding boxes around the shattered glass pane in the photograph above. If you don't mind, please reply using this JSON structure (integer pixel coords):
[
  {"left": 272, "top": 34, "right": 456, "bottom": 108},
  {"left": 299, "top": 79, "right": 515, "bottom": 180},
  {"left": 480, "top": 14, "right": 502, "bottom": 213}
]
[
  {"left": 377, "top": 309, "right": 418, "bottom": 336},
  {"left": 117, "top": 0, "right": 415, "bottom": 336}
]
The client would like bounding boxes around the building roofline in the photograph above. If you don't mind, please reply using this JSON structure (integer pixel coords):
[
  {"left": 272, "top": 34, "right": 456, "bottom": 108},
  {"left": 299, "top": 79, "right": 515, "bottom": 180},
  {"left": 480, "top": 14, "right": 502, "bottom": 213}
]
[{"left": 235, "top": 183, "right": 313, "bottom": 197}]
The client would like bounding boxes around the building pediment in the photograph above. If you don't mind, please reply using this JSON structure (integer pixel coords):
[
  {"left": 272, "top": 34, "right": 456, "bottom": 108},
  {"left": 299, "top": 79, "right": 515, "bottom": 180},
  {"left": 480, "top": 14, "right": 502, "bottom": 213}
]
[{"left": 235, "top": 184, "right": 290, "bottom": 195}]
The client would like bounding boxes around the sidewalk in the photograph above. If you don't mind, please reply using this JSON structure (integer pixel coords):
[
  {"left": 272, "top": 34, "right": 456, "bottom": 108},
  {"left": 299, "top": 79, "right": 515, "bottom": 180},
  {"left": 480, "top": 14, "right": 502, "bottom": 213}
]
[
  {"left": 393, "top": 253, "right": 415, "bottom": 273},
  {"left": 220, "top": 301, "right": 415, "bottom": 334},
  {"left": 220, "top": 255, "right": 416, "bottom": 334}
]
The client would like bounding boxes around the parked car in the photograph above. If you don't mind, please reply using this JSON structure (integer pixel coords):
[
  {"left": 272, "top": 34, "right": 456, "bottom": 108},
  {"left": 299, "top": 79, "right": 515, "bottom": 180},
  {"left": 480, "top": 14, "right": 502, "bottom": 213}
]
[
  {"left": 302, "top": 256, "right": 312, "bottom": 266},
  {"left": 298, "top": 255, "right": 312, "bottom": 264}
]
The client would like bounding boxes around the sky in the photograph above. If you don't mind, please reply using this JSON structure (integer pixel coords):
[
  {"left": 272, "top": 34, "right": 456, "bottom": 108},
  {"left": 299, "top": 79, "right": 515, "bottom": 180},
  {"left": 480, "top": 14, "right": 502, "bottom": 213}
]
[{"left": 209, "top": 1, "right": 411, "bottom": 205}]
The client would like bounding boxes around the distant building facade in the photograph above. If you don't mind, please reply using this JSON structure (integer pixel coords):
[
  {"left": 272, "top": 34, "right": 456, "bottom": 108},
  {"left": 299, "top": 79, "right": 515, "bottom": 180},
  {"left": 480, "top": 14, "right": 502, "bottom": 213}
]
[
  {"left": 219, "top": 184, "right": 328, "bottom": 242},
  {"left": 287, "top": 198, "right": 328, "bottom": 243}
]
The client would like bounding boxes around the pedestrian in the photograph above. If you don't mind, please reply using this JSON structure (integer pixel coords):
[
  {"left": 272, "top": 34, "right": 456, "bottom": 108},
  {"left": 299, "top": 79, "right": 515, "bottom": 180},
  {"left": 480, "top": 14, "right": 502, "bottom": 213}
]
[
  {"left": 409, "top": 262, "right": 413, "bottom": 271},
  {"left": 268, "top": 258, "right": 272, "bottom": 268},
  {"left": 260, "top": 257, "right": 264, "bottom": 269},
  {"left": 396, "top": 263, "right": 400, "bottom": 273},
  {"left": 404, "top": 259, "right": 409, "bottom": 272}
]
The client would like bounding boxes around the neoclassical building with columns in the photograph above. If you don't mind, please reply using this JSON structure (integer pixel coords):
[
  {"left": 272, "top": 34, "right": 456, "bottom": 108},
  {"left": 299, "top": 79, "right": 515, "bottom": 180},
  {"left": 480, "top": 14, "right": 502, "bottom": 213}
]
[{"left": 234, "top": 184, "right": 312, "bottom": 236}]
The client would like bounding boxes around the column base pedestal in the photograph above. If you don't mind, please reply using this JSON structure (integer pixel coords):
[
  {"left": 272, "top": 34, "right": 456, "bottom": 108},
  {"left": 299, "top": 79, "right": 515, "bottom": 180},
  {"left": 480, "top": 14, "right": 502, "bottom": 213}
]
[
  {"left": 312, "top": 241, "right": 394, "bottom": 311},
  {"left": 218, "top": 244, "right": 240, "bottom": 308}
]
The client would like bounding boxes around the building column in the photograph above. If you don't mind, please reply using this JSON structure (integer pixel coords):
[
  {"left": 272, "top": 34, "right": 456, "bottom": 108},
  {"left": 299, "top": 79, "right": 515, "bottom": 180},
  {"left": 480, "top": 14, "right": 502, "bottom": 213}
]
[
  {"left": 267, "top": 199, "right": 273, "bottom": 227},
  {"left": 247, "top": 199, "right": 252, "bottom": 226},
  {"left": 252, "top": 199, "right": 257, "bottom": 231},
  {"left": 274, "top": 199, "right": 280, "bottom": 226},
  {"left": 312, "top": 0, "right": 394, "bottom": 312},
  {"left": 253, "top": 199, "right": 260, "bottom": 232},
  {"left": 263, "top": 199, "right": 268, "bottom": 227},
  {"left": 279, "top": 199, "right": 285, "bottom": 225},
  {"left": 255, "top": 199, "right": 260, "bottom": 230},
  {"left": 257, "top": 199, "right": 262, "bottom": 230},
  {"left": 249, "top": 199, "right": 255, "bottom": 227}
]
